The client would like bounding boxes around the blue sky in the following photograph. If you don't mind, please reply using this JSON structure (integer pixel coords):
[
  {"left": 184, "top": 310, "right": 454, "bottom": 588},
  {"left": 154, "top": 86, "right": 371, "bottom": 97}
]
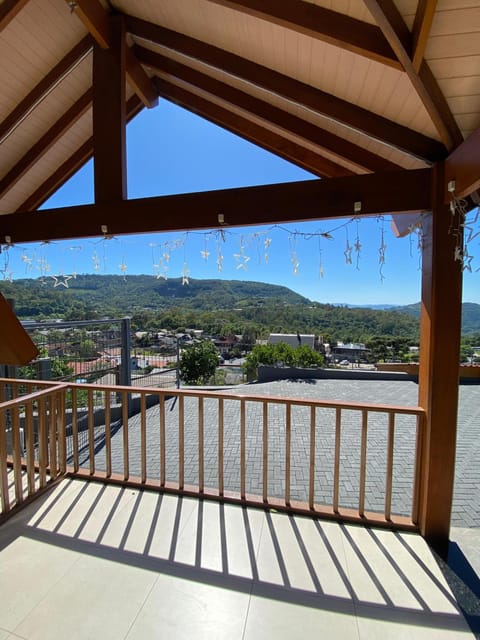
[{"left": 3, "top": 100, "right": 479, "bottom": 305}]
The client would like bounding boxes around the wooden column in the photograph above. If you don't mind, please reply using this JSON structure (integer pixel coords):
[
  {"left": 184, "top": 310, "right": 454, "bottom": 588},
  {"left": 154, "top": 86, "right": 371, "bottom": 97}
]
[
  {"left": 418, "top": 162, "right": 463, "bottom": 552},
  {"left": 92, "top": 15, "right": 126, "bottom": 203}
]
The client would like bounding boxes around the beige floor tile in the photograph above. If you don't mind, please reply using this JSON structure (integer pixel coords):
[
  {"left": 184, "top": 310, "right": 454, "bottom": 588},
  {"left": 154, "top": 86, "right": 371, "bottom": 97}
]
[
  {"left": 223, "top": 502, "right": 264, "bottom": 579},
  {"left": 121, "top": 489, "right": 163, "bottom": 554},
  {"left": 198, "top": 500, "right": 223, "bottom": 572},
  {"left": 244, "top": 590, "right": 359, "bottom": 640},
  {"left": 293, "top": 517, "right": 352, "bottom": 598},
  {"left": 14, "top": 552, "right": 157, "bottom": 640},
  {"left": 343, "top": 525, "right": 427, "bottom": 609},
  {"left": 340, "top": 524, "right": 394, "bottom": 606},
  {"left": 372, "top": 529, "right": 462, "bottom": 615},
  {"left": 144, "top": 493, "right": 190, "bottom": 560},
  {"left": 173, "top": 498, "right": 200, "bottom": 565},
  {"left": 254, "top": 511, "right": 285, "bottom": 585},
  {"left": 0, "top": 537, "right": 79, "bottom": 631},
  {"left": 261, "top": 511, "right": 317, "bottom": 591},
  {"left": 26, "top": 478, "right": 84, "bottom": 530},
  {"left": 93, "top": 486, "right": 146, "bottom": 548},
  {"left": 125, "top": 572, "right": 250, "bottom": 640},
  {"left": 355, "top": 608, "right": 475, "bottom": 639}
]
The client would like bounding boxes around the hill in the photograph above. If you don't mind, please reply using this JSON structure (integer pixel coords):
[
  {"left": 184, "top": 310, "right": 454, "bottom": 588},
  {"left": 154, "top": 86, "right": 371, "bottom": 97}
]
[
  {"left": 1, "top": 275, "right": 478, "bottom": 339},
  {"left": 0, "top": 275, "right": 309, "bottom": 318},
  {"left": 392, "top": 302, "right": 480, "bottom": 335}
]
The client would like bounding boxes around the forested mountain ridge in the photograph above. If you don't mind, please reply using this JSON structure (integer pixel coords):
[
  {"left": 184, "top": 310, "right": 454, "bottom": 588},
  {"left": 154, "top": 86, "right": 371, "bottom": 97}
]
[{"left": 1, "top": 275, "right": 479, "bottom": 340}]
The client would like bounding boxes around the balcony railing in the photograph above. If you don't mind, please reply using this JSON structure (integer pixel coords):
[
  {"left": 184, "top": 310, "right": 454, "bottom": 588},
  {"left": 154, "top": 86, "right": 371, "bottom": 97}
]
[{"left": 0, "top": 378, "right": 425, "bottom": 530}]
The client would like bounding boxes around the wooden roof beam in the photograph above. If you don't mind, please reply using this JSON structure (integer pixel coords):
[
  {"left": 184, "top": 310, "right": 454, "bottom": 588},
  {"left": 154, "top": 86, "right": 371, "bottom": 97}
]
[
  {"left": 363, "top": 0, "right": 462, "bottom": 150},
  {"left": 0, "top": 0, "right": 30, "bottom": 32},
  {"left": 157, "top": 80, "right": 354, "bottom": 179},
  {"left": 92, "top": 15, "right": 126, "bottom": 203},
  {"left": 16, "top": 95, "right": 143, "bottom": 212},
  {"left": 205, "top": 0, "right": 401, "bottom": 69},
  {"left": 412, "top": 0, "right": 437, "bottom": 73},
  {"left": 444, "top": 128, "right": 480, "bottom": 202},
  {"left": 129, "top": 18, "right": 445, "bottom": 162},
  {"left": 148, "top": 53, "right": 401, "bottom": 173},
  {"left": 0, "top": 89, "right": 92, "bottom": 201},
  {"left": 0, "top": 36, "right": 92, "bottom": 146},
  {"left": 2, "top": 168, "right": 432, "bottom": 243},
  {"left": 66, "top": 0, "right": 158, "bottom": 108}
]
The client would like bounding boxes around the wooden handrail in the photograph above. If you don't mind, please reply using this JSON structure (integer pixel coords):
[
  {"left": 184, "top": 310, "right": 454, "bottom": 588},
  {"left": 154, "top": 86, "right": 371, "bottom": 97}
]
[{"left": 1, "top": 378, "right": 426, "bottom": 531}]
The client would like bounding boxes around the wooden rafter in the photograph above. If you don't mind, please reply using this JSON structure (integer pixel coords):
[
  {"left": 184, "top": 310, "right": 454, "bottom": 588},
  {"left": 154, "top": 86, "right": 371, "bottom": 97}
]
[
  {"left": 0, "top": 36, "right": 92, "bottom": 146},
  {"left": 3, "top": 168, "right": 432, "bottom": 243},
  {"left": 204, "top": 0, "right": 401, "bottom": 69},
  {"left": 412, "top": 0, "right": 437, "bottom": 73},
  {"left": 147, "top": 52, "right": 402, "bottom": 173},
  {"left": 444, "top": 128, "right": 480, "bottom": 201},
  {"left": 16, "top": 96, "right": 143, "bottom": 212},
  {"left": 92, "top": 15, "right": 126, "bottom": 203},
  {"left": 157, "top": 80, "right": 354, "bottom": 179},
  {"left": 363, "top": 0, "right": 462, "bottom": 150},
  {"left": 0, "top": 0, "right": 30, "bottom": 32},
  {"left": 129, "top": 18, "right": 445, "bottom": 162},
  {"left": 65, "top": 0, "right": 158, "bottom": 108},
  {"left": 0, "top": 89, "right": 92, "bottom": 201}
]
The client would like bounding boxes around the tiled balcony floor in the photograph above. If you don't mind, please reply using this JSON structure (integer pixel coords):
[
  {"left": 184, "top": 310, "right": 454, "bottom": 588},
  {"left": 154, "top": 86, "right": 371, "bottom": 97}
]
[{"left": 0, "top": 478, "right": 475, "bottom": 639}]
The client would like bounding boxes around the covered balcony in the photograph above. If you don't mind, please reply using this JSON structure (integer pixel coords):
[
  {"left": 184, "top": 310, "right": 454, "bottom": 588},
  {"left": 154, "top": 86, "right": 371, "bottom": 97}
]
[{"left": 0, "top": 0, "right": 480, "bottom": 637}]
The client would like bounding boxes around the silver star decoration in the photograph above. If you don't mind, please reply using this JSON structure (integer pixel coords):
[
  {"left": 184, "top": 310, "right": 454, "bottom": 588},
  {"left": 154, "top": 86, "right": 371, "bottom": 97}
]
[
  {"left": 119, "top": 261, "right": 127, "bottom": 280},
  {"left": 51, "top": 274, "right": 72, "bottom": 288},
  {"left": 92, "top": 251, "right": 100, "bottom": 271},
  {"left": 21, "top": 254, "right": 33, "bottom": 271},
  {"left": 1, "top": 269, "right": 13, "bottom": 282},
  {"left": 291, "top": 252, "right": 300, "bottom": 275},
  {"left": 234, "top": 247, "right": 250, "bottom": 270},
  {"left": 200, "top": 249, "right": 210, "bottom": 261},
  {"left": 344, "top": 240, "right": 353, "bottom": 265},
  {"left": 181, "top": 263, "right": 190, "bottom": 285}
]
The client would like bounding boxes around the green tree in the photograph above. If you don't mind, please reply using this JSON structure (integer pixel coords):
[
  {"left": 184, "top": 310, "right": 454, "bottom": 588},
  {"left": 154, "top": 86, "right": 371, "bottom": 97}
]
[
  {"left": 243, "top": 342, "right": 323, "bottom": 378},
  {"left": 179, "top": 340, "right": 219, "bottom": 385}
]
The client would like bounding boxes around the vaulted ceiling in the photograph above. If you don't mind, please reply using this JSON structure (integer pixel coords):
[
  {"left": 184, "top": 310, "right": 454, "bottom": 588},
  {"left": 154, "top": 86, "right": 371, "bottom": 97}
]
[{"left": 0, "top": 0, "right": 479, "bottom": 242}]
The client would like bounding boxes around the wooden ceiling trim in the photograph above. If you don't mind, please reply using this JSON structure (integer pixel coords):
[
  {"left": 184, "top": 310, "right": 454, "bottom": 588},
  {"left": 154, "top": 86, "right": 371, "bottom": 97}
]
[
  {"left": 15, "top": 95, "right": 143, "bottom": 213},
  {"left": 66, "top": 0, "right": 158, "bottom": 108},
  {"left": 92, "top": 15, "right": 126, "bottom": 203},
  {"left": 0, "top": 0, "right": 30, "bottom": 33},
  {"left": 0, "top": 36, "right": 92, "bottom": 147},
  {"left": 363, "top": 0, "right": 463, "bottom": 151},
  {"left": 129, "top": 19, "right": 446, "bottom": 163},
  {"left": 157, "top": 80, "right": 354, "bottom": 179},
  {"left": 412, "top": 0, "right": 437, "bottom": 73},
  {"left": 4, "top": 168, "right": 432, "bottom": 243},
  {"left": 444, "top": 127, "right": 480, "bottom": 201},
  {"left": 0, "top": 89, "right": 92, "bottom": 201},
  {"left": 203, "top": 0, "right": 401, "bottom": 69},
  {"left": 150, "top": 53, "right": 401, "bottom": 173}
]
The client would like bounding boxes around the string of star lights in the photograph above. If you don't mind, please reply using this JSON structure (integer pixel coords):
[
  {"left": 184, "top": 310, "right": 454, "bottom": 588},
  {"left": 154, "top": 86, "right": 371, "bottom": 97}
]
[
  {"left": 0, "top": 210, "right": 476, "bottom": 287},
  {"left": 448, "top": 180, "right": 479, "bottom": 273}
]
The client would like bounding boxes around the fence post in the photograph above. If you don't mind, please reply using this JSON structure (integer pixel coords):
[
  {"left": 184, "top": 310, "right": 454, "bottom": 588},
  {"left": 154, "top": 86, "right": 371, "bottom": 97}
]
[
  {"left": 38, "top": 358, "right": 52, "bottom": 380},
  {"left": 120, "top": 317, "right": 132, "bottom": 414}
]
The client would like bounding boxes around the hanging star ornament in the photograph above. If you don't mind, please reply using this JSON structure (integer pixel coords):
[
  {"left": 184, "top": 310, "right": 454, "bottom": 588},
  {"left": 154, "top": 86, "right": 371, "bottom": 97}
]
[
  {"left": 234, "top": 246, "right": 250, "bottom": 270},
  {"left": 181, "top": 262, "right": 190, "bottom": 285},
  {"left": 51, "top": 274, "right": 73, "bottom": 288},
  {"left": 344, "top": 240, "right": 353, "bottom": 265},
  {"left": 119, "top": 260, "right": 127, "bottom": 280}
]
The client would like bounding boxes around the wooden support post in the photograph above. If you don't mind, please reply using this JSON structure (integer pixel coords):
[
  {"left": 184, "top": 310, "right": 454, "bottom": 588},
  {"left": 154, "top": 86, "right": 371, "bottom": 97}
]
[
  {"left": 418, "top": 162, "right": 463, "bottom": 553},
  {"left": 92, "top": 14, "right": 126, "bottom": 203}
]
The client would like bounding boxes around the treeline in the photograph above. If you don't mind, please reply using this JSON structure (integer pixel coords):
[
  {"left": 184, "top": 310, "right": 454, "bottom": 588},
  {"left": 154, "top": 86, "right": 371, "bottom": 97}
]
[{"left": 1, "top": 275, "right": 479, "bottom": 345}]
